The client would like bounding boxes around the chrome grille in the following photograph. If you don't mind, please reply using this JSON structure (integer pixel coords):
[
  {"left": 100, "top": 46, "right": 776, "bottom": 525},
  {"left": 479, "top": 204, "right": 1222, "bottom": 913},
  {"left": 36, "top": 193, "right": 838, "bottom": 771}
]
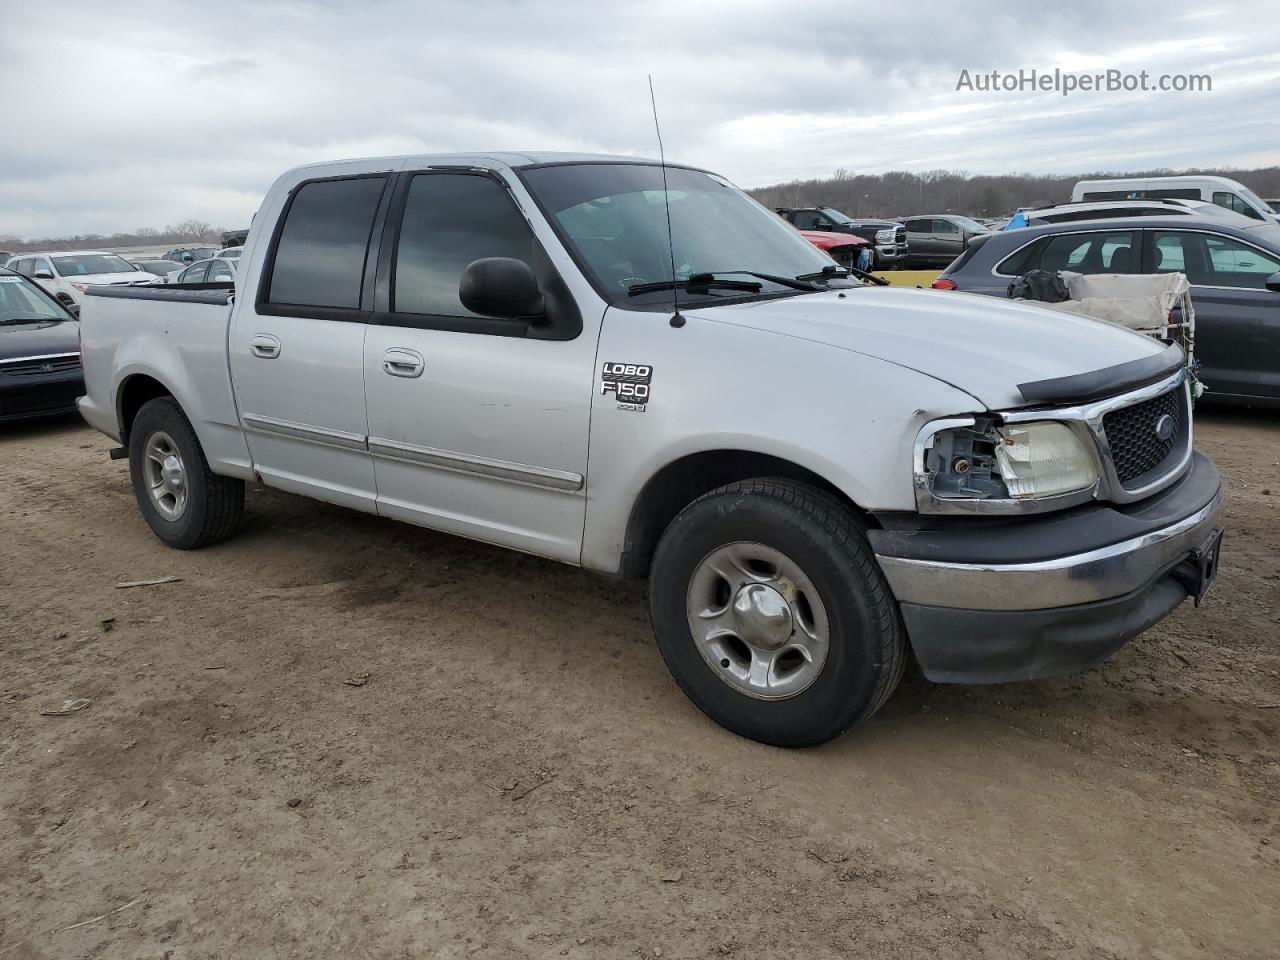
[
  {"left": 1102, "top": 386, "right": 1183, "bottom": 486},
  {"left": 0, "top": 355, "right": 80, "bottom": 377}
]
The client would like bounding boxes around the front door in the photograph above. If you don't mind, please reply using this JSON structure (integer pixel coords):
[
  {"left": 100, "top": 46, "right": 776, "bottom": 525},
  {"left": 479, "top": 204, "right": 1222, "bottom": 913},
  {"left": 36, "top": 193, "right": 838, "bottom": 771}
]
[
  {"left": 362, "top": 170, "right": 595, "bottom": 562},
  {"left": 1148, "top": 229, "right": 1280, "bottom": 402},
  {"left": 229, "top": 168, "right": 394, "bottom": 512}
]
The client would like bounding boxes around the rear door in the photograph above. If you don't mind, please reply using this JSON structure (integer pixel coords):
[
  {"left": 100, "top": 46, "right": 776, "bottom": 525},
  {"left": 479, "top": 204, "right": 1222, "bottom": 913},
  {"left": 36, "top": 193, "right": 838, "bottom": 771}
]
[
  {"left": 228, "top": 167, "right": 395, "bottom": 512},
  {"left": 361, "top": 169, "right": 594, "bottom": 562},
  {"left": 1147, "top": 229, "right": 1280, "bottom": 401}
]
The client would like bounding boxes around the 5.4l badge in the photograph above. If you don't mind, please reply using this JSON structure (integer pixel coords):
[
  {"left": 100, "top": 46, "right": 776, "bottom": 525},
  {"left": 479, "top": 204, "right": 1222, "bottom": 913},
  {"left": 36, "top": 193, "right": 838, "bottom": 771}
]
[{"left": 601, "top": 362, "right": 652, "bottom": 411}]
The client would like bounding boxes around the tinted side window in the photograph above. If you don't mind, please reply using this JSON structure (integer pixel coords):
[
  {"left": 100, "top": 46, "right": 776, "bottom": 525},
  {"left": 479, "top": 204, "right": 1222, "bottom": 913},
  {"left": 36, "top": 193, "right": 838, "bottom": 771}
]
[
  {"left": 1153, "top": 231, "right": 1280, "bottom": 288},
  {"left": 1038, "top": 231, "right": 1137, "bottom": 274},
  {"left": 268, "top": 176, "right": 387, "bottom": 309},
  {"left": 933, "top": 219, "right": 959, "bottom": 234},
  {"left": 792, "top": 210, "right": 822, "bottom": 230},
  {"left": 903, "top": 219, "right": 928, "bottom": 232},
  {"left": 392, "top": 173, "right": 536, "bottom": 318},
  {"left": 1143, "top": 188, "right": 1200, "bottom": 200}
]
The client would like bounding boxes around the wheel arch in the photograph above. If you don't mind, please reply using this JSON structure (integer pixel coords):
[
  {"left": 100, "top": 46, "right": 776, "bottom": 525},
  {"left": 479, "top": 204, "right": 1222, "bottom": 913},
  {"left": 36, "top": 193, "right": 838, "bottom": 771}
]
[
  {"left": 616, "top": 448, "right": 874, "bottom": 579},
  {"left": 116, "top": 373, "right": 177, "bottom": 446}
]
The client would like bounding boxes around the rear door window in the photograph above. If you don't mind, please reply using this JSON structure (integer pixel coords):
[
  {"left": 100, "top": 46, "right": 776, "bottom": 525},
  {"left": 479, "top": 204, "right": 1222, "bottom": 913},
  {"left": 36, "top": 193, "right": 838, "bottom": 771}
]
[
  {"left": 266, "top": 175, "right": 388, "bottom": 309},
  {"left": 1038, "top": 231, "right": 1137, "bottom": 274}
]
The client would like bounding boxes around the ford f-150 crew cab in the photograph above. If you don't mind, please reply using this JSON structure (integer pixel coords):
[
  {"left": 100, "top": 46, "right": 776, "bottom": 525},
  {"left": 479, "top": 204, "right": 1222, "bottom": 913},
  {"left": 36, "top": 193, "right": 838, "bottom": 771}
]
[{"left": 77, "top": 152, "right": 1225, "bottom": 747}]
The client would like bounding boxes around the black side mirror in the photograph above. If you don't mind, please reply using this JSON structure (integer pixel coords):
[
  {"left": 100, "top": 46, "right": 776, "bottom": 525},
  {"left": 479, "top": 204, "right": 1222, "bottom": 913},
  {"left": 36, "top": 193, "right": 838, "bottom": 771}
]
[
  {"left": 1266, "top": 271, "right": 1280, "bottom": 293},
  {"left": 34, "top": 270, "right": 54, "bottom": 280},
  {"left": 459, "top": 258, "right": 545, "bottom": 319}
]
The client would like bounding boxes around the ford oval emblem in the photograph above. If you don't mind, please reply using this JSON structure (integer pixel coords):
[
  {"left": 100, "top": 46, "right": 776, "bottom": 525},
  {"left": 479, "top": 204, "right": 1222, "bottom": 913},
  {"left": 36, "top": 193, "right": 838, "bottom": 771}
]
[{"left": 1154, "top": 413, "right": 1176, "bottom": 442}]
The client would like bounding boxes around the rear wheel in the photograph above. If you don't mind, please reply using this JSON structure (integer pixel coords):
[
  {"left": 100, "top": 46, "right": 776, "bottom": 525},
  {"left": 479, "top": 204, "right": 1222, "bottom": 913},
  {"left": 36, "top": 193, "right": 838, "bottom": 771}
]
[
  {"left": 649, "top": 479, "right": 906, "bottom": 747},
  {"left": 128, "top": 397, "right": 244, "bottom": 549}
]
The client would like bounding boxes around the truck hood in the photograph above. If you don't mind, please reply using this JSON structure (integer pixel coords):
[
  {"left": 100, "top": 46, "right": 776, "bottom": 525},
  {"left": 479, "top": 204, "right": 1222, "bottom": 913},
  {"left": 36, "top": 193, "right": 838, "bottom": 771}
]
[{"left": 696, "top": 287, "right": 1167, "bottom": 410}]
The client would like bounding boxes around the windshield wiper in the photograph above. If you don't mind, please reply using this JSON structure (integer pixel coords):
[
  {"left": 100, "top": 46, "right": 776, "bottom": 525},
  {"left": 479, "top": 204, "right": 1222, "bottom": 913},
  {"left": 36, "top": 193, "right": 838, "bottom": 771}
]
[
  {"left": 797, "top": 263, "right": 890, "bottom": 287},
  {"left": 627, "top": 273, "right": 763, "bottom": 297},
  {"left": 706, "top": 270, "right": 824, "bottom": 292},
  {"left": 0, "top": 316, "right": 60, "bottom": 325}
]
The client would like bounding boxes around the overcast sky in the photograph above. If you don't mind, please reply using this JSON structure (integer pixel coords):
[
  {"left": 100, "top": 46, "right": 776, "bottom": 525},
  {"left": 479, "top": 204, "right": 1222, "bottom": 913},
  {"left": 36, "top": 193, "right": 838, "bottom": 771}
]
[{"left": 1, "top": 0, "right": 1276, "bottom": 238}]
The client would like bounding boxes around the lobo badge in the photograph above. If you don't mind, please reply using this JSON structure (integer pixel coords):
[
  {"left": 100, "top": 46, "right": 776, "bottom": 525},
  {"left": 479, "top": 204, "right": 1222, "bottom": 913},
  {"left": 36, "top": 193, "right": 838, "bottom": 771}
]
[{"left": 601, "top": 361, "right": 652, "bottom": 411}]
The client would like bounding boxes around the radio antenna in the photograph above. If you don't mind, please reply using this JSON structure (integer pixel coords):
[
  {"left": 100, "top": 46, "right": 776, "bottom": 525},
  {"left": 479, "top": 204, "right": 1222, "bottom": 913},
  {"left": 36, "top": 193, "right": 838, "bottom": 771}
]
[{"left": 648, "top": 75, "right": 684, "bottom": 329}]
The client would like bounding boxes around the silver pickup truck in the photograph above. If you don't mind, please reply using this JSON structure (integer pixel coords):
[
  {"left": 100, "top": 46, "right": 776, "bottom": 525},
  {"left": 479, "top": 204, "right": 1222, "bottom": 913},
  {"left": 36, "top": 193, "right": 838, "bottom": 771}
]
[{"left": 77, "top": 152, "right": 1225, "bottom": 746}]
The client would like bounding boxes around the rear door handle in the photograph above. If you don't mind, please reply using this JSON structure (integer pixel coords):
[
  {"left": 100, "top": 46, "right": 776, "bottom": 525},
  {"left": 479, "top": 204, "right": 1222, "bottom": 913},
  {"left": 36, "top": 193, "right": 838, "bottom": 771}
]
[
  {"left": 249, "top": 334, "right": 281, "bottom": 359},
  {"left": 382, "top": 348, "right": 425, "bottom": 378}
]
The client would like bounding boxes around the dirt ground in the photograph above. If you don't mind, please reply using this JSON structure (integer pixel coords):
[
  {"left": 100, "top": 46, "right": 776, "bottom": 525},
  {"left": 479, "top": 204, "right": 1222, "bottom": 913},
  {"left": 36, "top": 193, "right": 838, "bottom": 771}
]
[{"left": 1, "top": 411, "right": 1277, "bottom": 960}]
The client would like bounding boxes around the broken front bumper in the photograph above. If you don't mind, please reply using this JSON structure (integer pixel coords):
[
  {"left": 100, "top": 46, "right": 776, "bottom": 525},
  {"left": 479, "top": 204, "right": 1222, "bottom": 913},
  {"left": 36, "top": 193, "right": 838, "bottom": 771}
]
[{"left": 869, "top": 451, "right": 1224, "bottom": 683}]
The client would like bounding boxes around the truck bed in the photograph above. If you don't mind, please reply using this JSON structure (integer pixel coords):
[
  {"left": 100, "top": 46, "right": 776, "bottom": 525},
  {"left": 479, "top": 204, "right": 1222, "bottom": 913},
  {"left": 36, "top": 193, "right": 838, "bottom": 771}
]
[{"left": 77, "top": 281, "right": 253, "bottom": 479}]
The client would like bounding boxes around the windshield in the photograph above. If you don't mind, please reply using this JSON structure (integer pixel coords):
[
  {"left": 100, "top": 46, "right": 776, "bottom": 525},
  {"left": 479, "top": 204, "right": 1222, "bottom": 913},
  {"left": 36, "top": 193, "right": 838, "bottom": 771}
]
[
  {"left": 0, "top": 274, "right": 67, "bottom": 321},
  {"left": 950, "top": 216, "right": 990, "bottom": 233},
  {"left": 1234, "top": 184, "right": 1272, "bottom": 215},
  {"left": 51, "top": 254, "right": 136, "bottom": 276},
  {"left": 521, "top": 164, "right": 844, "bottom": 306},
  {"left": 820, "top": 207, "right": 854, "bottom": 224}
]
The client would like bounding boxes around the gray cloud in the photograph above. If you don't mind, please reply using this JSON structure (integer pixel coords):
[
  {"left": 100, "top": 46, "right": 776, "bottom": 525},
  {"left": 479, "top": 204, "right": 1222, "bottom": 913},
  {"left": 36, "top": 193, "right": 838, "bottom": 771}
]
[{"left": 0, "top": 0, "right": 1276, "bottom": 236}]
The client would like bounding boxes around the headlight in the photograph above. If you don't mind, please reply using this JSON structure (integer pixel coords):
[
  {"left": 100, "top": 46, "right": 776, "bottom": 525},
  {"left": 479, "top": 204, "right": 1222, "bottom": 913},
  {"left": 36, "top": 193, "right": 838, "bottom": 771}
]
[
  {"left": 916, "top": 417, "right": 1099, "bottom": 514},
  {"left": 71, "top": 282, "right": 89, "bottom": 292},
  {"left": 875, "top": 228, "right": 894, "bottom": 241},
  {"left": 994, "top": 422, "right": 1098, "bottom": 498}
]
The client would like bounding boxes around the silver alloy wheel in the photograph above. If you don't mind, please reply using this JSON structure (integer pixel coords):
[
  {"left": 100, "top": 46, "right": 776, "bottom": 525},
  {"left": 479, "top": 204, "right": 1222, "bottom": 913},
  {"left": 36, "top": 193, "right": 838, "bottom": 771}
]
[
  {"left": 142, "top": 430, "right": 188, "bottom": 521},
  {"left": 685, "top": 541, "right": 831, "bottom": 700}
]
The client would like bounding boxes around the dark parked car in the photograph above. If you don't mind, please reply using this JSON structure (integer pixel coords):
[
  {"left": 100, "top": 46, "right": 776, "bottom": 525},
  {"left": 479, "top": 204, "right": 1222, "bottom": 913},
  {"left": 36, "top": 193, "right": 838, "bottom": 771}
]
[
  {"left": 932, "top": 217, "right": 1280, "bottom": 406},
  {"left": 0, "top": 268, "right": 83, "bottom": 422},
  {"left": 775, "top": 207, "right": 908, "bottom": 268},
  {"left": 898, "top": 214, "right": 991, "bottom": 266}
]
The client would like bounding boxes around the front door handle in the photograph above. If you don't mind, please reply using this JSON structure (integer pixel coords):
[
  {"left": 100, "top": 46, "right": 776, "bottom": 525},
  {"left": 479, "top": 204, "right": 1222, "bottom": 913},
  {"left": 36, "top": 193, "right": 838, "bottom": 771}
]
[
  {"left": 249, "top": 334, "right": 281, "bottom": 359},
  {"left": 382, "top": 348, "right": 425, "bottom": 378}
]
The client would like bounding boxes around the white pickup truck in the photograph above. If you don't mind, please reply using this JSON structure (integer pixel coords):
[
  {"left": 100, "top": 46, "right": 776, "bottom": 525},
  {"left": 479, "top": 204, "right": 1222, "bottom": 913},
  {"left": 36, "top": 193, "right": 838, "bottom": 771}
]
[{"left": 77, "top": 152, "right": 1225, "bottom": 746}]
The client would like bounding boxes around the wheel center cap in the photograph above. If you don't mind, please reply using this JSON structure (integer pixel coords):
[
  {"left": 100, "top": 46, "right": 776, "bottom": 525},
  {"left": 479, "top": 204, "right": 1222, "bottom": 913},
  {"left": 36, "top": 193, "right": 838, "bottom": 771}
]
[
  {"left": 731, "top": 583, "right": 793, "bottom": 650},
  {"left": 161, "top": 456, "right": 184, "bottom": 492}
]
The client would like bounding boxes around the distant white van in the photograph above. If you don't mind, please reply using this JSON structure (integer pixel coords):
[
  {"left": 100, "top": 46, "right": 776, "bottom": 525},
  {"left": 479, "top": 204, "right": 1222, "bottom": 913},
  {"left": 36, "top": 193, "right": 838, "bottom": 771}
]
[{"left": 1071, "top": 175, "right": 1276, "bottom": 223}]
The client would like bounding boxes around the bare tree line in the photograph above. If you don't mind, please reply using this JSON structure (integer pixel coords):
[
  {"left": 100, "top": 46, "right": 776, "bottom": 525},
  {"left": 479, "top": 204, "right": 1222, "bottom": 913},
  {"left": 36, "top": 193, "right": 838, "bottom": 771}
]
[
  {"left": 0, "top": 220, "right": 227, "bottom": 253},
  {"left": 748, "top": 166, "right": 1280, "bottom": 219}
]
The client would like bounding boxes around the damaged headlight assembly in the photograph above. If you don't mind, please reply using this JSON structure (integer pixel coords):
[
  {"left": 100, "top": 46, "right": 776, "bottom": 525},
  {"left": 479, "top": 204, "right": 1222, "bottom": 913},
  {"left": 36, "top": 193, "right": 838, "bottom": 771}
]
[{"left": 914, "top": 416, "right": 1100, "bottom": 514}]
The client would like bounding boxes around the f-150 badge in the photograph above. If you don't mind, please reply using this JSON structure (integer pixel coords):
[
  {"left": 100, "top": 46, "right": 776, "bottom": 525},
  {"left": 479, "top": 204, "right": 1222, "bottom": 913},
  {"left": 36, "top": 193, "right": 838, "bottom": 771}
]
[{"left": 601, "top": 362, "right": 652, "bottom": 411}]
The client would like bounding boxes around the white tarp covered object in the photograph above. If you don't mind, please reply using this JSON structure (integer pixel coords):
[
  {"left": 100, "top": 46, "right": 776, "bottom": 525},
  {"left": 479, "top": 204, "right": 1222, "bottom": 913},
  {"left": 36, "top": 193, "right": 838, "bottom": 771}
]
[{"left": 1014, "top": 271, "right": 1201, "bottom": 394}]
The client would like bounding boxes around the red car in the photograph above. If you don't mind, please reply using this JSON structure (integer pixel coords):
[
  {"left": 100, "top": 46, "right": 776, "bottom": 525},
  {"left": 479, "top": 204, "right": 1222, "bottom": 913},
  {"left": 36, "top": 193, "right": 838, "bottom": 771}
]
[{"left": 798, "top": 229, "right": 868, "bottom": 272}]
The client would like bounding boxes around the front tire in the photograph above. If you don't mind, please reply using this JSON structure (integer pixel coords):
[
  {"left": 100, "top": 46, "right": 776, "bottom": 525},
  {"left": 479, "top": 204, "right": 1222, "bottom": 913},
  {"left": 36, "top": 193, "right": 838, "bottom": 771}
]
[
  {"left": 128, "top": 397, "right": 244, "bottom": 549},
  {"left": 649, "top": 479, "right": 906, "bottom": 747}
]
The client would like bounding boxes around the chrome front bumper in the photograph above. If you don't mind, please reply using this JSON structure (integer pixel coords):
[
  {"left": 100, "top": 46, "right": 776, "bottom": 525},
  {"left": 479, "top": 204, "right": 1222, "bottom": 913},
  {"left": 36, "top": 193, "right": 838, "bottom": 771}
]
[
  {"left": 878, "top": 485, "right": 1223, "bottom": 611},
  {"left": 869, "top": 450, "right": 1224, "bottom": 683}
]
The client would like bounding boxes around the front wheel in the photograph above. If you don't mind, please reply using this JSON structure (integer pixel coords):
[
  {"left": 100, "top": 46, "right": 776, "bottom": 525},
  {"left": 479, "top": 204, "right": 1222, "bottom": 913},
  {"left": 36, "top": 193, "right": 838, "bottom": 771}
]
[
  {"left": 649, "top": 479, "right": 906, "bottom": 747},
  {"left": 128, "top": 397, "right": 244, "bottom": 549}
]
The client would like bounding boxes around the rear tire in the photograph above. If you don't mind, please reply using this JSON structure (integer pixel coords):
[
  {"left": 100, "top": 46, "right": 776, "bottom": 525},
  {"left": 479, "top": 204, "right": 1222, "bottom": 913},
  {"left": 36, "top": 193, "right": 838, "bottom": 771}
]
[
  {"left": 649, "top": 479, "right": 906, "bottom": 747},
  {"left": 128, "top": 397, "right": 244, "bottom": 549}
]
